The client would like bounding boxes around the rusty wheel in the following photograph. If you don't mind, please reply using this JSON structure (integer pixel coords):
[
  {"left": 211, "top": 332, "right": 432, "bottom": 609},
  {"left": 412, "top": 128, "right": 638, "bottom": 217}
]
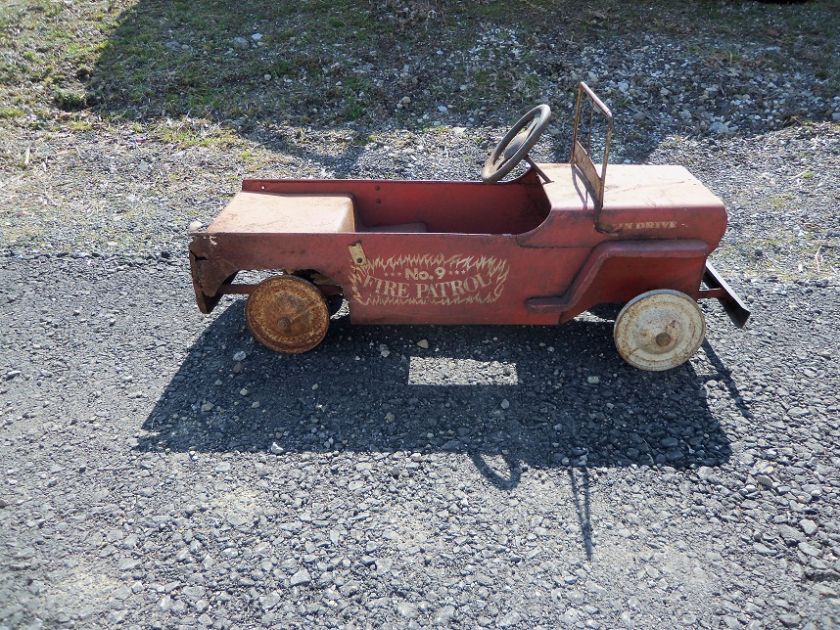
[
  {"left": 245, "top": 275, "right": 329, "bottom": 354},
  {"left": 613, "top": 289, "right": 705, "bottom": 371}
]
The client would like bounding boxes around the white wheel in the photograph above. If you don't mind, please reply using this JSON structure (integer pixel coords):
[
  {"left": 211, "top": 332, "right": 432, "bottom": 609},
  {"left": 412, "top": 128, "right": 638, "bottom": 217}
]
[{"left": 613, "top": 289, "right": 705, "bottom": 371}]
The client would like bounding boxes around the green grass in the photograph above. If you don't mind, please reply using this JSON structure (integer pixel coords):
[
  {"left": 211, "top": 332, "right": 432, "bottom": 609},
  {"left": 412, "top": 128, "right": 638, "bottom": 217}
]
[
  {"left": 769, "top": 194, "right": 793, "bottom": 210},
  {"left": 152, "top": 122, "right": 243, "bottom": 149},
  {"left": 53, "top": 87, "right": 87, "bottom": 111},
  {"left": 67, "top": 119, "right": 93, "bottom": 132},
  {"left": 0, "top": 106, "right": 24, "bottom": 119}
]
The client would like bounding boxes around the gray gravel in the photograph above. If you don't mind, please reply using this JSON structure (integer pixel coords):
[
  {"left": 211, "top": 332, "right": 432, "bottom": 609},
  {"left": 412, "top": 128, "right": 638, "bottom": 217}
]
[{"left": 1, "top": 254, "right": 838, "bottom": 628}]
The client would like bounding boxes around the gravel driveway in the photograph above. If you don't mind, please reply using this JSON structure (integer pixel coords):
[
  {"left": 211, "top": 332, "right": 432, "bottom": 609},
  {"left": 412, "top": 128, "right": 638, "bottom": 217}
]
[{"left": 1, "top": 254, "right": 838, "bottom": 629}]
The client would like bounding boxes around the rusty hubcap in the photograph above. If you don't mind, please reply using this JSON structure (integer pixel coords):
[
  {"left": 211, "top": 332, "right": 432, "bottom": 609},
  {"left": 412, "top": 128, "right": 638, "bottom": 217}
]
[{"left": 245, "top": 275, "right": 329, "bottom": 354}]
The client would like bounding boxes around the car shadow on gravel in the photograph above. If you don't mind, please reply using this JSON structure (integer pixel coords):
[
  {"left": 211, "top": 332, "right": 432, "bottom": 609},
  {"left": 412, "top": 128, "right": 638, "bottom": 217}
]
[
  {"left": 141, "top": 301, "right": 743, "bottom": 558},
  {"left": 140, "top": 301, "right": 739, "bottom": 470}
]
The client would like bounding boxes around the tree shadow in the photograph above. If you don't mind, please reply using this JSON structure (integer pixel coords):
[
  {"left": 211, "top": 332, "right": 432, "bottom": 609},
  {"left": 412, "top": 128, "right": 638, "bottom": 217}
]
[
  {"left": 88, "top": 1, "right": 566, "bottom": 128},
  {"left": 86, "top": 0, "right": 589, "bottom": 166},
  {"left": 139, "top": 300, "right": 746, "bottom": 558},
  {"left": 85, "top": 1, "right": 835, "bottom": 165}
]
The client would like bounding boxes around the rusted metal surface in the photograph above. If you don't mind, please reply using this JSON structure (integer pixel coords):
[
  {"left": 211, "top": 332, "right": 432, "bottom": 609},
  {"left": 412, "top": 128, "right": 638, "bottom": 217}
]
[
  {"left": 188, "top": 81, "right": 750, "bottom": 367},
  {"left": 703, "top": 261, "right": 751, "bottom": 327},
  {"left": 189, "top": 251, "right": 237, "bottom": 314},
  {"left": 188, "top": 171, "right": 731, "bottom": 326},
  {"left": 244, "top": 276, "right": 329, "bottom": 353},
  {"left": 482, "top": 104, "right": 552, "bottom": 183},
  {"left": 516, "top": 163, "right": 727, "bottom": 248},
  {"left": 525, "top": 240, "right": 710, "bottom": 318},
  {"left": 571, "top": 81, "right": 613, "bottom": 222},
  {"left": 613, "top": 289, "right": 706, "bottom": 371},
  {"left": 189, "top": 164, "right": 727, "bottom": 325}
]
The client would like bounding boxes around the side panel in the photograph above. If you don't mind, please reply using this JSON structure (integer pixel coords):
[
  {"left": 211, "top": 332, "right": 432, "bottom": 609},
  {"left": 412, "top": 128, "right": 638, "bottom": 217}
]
[
  {"left": 189, "top": 232, "right": 590, "bottom": 325},
  {"left": 518, "top": 204, "right": 727, "bottom": 250},
  {"left": 525, "top": 240, "right": 710, "bottom": 323},
  {"left": 341, "top": 236, "right": 589, "bottom": 325},
  {"left": 556, "top": 255, "right": 708, "bottom": 323},
  {"left": 188, "top": 250, "right": 237, "bottom": 314}
]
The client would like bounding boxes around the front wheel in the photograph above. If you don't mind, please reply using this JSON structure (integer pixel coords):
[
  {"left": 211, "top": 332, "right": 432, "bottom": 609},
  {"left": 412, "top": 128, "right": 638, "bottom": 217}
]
[
  {"left": 613, "top": 289, "right": 705, "bottom": 371},
  {"left": 245, "top": 275, "right": 330, "bottom": 353}
]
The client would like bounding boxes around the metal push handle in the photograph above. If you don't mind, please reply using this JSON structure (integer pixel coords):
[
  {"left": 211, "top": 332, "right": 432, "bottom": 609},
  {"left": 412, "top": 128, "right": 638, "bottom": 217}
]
[{"left": 570, "top": 82, "right": 613, "bottom": 217}]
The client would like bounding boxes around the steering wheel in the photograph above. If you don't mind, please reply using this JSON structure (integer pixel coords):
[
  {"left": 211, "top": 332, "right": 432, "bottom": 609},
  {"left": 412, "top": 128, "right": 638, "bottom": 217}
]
[{"left": 481, "top": 104, "right": 551, "bottom": 183}]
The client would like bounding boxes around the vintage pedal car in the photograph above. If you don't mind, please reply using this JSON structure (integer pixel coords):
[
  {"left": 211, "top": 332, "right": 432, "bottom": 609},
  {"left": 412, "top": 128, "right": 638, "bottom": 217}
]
[{"left": 189, "top": 82, "right": 749, "bottom": 371}]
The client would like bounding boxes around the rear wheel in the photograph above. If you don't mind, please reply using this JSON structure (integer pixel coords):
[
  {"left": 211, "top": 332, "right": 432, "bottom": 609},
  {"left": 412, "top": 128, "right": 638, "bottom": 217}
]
[
  {"left": 613, "top": 289, "right": 705, "bottom": 371},
  {"left": 245, "top": 275, "right": 329, "bottom": 353}
]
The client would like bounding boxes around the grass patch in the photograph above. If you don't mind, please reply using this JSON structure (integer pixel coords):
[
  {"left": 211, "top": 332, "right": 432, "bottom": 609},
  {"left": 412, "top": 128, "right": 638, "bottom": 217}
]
[
  {"left": 53, "top": 87, "right": 87, "bottom": 111},
  {"left": 153, "top": 121, "right": 243, "bottom": 149},
  {"left": 769, "top": 194, "right": 793, "bottom": 210},
  {"left": 68, "top": 119, "right": 94, "bottom": 132},
  {"left": 0, "top": 106, "right": 24, "bottom": 119}
]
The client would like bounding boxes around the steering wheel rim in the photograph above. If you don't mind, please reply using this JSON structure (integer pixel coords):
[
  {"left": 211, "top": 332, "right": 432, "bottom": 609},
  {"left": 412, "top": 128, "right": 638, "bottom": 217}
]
[{"left": 481, "top": 104, "right": 551, "bottom": 183}]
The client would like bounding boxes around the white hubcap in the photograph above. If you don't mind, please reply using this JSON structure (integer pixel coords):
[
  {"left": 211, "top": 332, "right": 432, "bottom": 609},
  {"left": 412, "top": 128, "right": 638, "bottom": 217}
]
[{"left": 613, "top": 289, "right": 706, "bottom": 371}]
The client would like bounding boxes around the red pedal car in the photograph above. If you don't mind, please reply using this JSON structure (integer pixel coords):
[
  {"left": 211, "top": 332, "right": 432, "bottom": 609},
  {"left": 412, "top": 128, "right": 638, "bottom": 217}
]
[{"left": 189, "top": 83, "right": 749, "bottom": 371}]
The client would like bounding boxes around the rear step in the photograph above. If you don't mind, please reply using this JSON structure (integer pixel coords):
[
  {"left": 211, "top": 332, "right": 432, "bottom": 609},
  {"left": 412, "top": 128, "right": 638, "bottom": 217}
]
[{"left": 702, "top": 262, "right": 751, "bottom": 328}]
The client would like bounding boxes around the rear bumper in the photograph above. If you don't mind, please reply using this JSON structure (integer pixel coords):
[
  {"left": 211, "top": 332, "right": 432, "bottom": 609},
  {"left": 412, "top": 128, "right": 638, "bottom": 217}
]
[{"left": 701, "top": 262, "right": 751, "bottom": 328}]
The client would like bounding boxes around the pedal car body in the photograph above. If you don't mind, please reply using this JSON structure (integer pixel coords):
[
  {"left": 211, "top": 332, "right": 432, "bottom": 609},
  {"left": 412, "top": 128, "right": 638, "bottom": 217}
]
[{"left": 189, "top": 83, "right": 749, "bottom": 370}]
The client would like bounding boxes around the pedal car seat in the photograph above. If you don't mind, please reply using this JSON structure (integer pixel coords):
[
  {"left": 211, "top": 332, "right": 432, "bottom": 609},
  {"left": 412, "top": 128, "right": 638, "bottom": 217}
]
[{"left": 207, "top": 192, "right": 356, "bottom": 234}]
